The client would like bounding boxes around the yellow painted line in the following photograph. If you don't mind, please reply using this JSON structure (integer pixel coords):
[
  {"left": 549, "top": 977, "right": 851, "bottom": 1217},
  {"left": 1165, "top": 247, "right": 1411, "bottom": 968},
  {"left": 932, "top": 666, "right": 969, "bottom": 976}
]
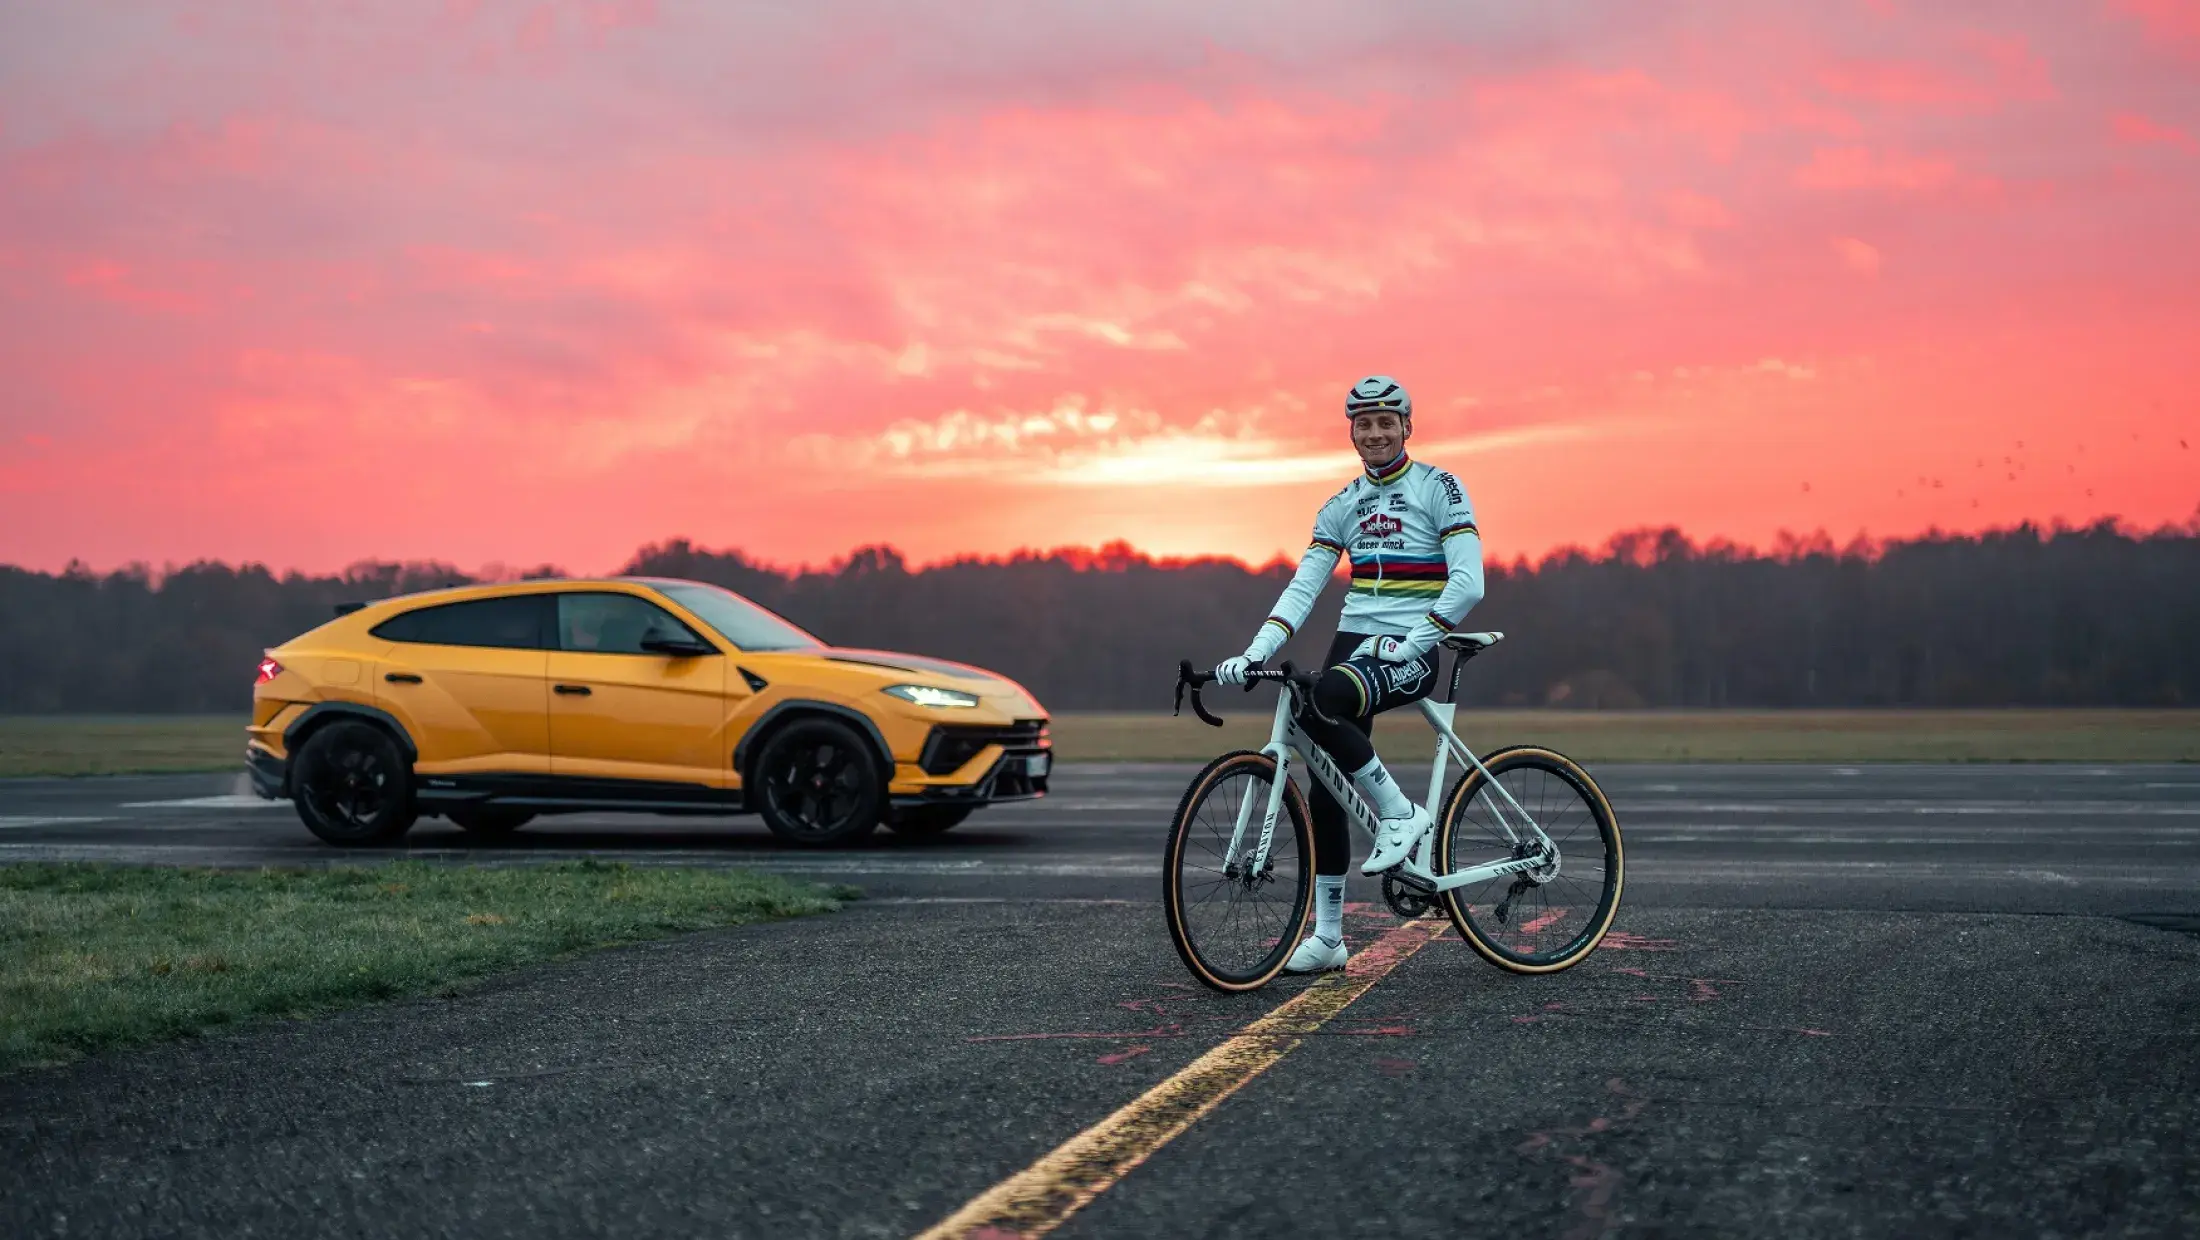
[{"left": 914, "top": 916, "right": 1451, "bottom": 1240}]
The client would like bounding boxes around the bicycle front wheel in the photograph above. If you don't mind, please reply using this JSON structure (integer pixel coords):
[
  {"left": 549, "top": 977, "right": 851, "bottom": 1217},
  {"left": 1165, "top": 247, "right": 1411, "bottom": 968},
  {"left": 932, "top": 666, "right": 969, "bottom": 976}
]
[
  {"left": 1163, "top": 750, "right": 1315, "bottom": 992},
  {"left": 1435, "top": 746, "right": 1623, "bottom": 974}
]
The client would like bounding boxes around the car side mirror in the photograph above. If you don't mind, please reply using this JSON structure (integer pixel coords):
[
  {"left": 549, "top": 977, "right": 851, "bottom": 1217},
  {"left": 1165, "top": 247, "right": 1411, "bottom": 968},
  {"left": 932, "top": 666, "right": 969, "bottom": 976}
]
[{"left": 641, "top": 633, "right": 715, "bottom": 657}]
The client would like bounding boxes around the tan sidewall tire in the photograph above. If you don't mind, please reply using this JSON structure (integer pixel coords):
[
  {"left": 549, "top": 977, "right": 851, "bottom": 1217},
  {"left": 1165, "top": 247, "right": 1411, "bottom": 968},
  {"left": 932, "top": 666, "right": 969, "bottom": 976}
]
[
  {"left": 1163, "top": 750, "right": 1315, "bottom": 993},
  {"left": 1436, "top": 746, "right": 1624, "bottom": 974}
]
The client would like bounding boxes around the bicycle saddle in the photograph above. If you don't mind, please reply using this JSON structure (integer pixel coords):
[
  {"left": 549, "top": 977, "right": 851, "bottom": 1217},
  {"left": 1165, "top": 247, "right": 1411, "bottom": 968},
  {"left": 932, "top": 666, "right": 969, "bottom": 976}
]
[{"left": 1441, "top": 631, "right": 1504, "bottom": 652}]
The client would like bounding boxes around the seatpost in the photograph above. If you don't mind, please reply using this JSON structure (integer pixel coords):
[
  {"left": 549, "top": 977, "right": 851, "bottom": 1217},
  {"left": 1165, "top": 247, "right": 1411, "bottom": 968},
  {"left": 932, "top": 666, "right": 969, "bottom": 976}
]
[{"left": 1444, "top": 647, "right": 1464, "bottom": 704}]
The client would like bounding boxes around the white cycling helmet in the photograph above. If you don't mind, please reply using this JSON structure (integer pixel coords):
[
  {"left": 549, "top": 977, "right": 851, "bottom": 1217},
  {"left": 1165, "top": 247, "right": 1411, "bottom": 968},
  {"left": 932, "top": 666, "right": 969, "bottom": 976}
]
[{"left": 1345, "top": 375, "right": 1411, "bottom": 419}]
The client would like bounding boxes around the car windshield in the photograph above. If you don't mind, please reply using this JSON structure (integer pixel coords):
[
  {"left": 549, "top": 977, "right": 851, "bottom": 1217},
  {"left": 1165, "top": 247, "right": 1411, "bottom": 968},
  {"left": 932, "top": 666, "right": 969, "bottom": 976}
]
[{"left": 654, "top": 582, "right": 823, "bottom": 652}]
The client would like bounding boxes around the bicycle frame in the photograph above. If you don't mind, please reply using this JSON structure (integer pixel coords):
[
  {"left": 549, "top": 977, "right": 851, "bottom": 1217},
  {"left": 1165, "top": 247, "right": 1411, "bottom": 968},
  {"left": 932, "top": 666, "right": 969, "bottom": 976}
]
[{"left": 1219, "top": 682, "right": 1561, "bottom": 892}]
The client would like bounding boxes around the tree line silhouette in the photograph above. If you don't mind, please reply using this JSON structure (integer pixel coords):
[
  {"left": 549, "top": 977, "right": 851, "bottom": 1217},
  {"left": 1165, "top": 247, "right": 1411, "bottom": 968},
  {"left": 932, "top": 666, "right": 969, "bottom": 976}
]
[{"left": 2, "top": 520, "right": 2195, "bottom": 714}]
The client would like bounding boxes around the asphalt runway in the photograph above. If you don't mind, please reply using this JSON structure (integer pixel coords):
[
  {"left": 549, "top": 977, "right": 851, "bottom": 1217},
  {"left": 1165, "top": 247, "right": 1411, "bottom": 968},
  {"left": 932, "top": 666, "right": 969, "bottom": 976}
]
[
  {"left": 4, "top": 762, "right": 2198, "bottom": 916},
  {"left": 5, "top": 762, "right": 2199, "bottom": 1237}
]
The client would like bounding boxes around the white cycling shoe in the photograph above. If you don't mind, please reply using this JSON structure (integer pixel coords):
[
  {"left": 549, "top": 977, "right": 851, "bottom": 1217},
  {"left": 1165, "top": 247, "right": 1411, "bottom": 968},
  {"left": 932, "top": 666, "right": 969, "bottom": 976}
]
[
  {"left": 1284, "top": 934, "right": 1348, "bottom": 974},
  {"left": 1361, "top": 805, "right": 1434, "bottom": 875}
]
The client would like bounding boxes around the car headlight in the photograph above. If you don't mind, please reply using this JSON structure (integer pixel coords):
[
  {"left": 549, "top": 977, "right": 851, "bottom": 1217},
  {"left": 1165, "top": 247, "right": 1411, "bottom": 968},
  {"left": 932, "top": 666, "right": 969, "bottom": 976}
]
[{"left": 883, "top": 684, "right": 981, "bottom": 709}]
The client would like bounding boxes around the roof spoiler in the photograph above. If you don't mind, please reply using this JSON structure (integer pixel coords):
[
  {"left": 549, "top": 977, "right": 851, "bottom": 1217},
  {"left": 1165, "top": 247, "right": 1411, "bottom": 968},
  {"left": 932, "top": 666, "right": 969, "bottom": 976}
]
[{"left": 334, "top": 602, "right": 366, "bottom": 617}]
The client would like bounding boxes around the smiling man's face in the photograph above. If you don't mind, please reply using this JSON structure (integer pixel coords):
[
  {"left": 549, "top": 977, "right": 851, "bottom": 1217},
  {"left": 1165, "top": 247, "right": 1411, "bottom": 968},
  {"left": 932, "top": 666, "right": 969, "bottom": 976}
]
[{"left": 1351, "top": 410, "right": 1408, "bottom": 469}]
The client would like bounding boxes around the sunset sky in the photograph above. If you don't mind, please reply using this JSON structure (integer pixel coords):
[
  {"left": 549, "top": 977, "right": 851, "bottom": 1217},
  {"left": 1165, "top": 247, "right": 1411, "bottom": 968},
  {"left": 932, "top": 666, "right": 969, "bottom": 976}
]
[{"left": 2, "top": 1, "right": 2196, "bottom": 576}]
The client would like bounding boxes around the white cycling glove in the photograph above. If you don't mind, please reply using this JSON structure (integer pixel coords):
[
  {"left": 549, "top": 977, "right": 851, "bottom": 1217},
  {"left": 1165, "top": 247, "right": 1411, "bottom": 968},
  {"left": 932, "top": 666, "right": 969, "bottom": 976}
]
[
  {"left": 1217, "top": 620, "right": 1292, "bottom": 687},
  {"left": 1351, "top": 633, "right": 1432, "bottom": 663}
]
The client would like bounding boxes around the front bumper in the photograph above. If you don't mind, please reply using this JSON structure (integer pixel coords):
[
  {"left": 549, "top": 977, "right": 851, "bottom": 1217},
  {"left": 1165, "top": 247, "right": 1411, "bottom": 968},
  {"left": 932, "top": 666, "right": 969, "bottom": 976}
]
[
  {"left": 246, "top": 745, "right": 289, "bottom": 800},
  {"left": 890, "top": 748, "right": 1051, "bottom": 809}
]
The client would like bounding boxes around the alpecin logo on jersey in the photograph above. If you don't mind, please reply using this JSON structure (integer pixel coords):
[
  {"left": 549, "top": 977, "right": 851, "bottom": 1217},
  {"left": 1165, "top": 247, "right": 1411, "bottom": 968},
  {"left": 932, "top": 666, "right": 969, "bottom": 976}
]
[{"left": 1358, "top": 513, "right": 1403, "bottom": 539}]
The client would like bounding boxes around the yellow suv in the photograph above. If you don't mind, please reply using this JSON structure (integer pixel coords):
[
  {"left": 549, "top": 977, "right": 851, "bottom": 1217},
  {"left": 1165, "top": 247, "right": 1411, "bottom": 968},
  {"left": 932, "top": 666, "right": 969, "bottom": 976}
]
[{"left": 246, "top": 577, "right": 1052, "bottom": 847}]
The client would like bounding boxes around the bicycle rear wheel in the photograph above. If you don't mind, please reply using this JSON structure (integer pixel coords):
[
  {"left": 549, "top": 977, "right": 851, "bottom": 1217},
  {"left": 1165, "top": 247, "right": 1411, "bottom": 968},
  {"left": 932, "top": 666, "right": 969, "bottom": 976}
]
[
  {"left": 1434, "top": 746, "right": 1623, "bottom": 974},
  {"left": 1163, "top": 750, "right": 1315, "bottom": 992}
]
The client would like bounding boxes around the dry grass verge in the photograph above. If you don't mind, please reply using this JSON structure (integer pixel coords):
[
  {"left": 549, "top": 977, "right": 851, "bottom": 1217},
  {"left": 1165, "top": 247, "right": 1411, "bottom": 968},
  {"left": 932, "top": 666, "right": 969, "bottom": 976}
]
[{"left": 0, "top": 861, "right": 850, "bottom": 1073}]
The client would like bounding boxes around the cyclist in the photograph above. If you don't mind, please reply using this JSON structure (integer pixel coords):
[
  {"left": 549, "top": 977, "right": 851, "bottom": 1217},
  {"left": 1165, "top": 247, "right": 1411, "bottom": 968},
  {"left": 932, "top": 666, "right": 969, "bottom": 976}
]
[{"left": 1213, "top": 375, "right": 1486, "bottom": 973}]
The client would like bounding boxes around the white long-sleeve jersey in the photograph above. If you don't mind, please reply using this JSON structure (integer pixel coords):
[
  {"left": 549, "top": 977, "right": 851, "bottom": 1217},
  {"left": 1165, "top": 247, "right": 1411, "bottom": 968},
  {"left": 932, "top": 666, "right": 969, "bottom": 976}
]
[{"left": 1245, "top": 454, "right": 1486, "bottom": 662}]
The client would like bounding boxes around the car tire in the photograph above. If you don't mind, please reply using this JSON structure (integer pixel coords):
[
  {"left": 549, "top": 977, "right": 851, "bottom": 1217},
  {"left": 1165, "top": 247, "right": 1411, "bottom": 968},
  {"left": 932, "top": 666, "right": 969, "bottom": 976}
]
[
  {"left": 751, "top": 717, "right": 885, "bottom": 848},
  {"left": 291, "top": 720, "right": 418, "bottom": 846},
  {"left": 448, "top": 808, "right": 535, "bottom": 837},
  {"left": 886, "top": 805, "right": 974, "bottom": 837}
]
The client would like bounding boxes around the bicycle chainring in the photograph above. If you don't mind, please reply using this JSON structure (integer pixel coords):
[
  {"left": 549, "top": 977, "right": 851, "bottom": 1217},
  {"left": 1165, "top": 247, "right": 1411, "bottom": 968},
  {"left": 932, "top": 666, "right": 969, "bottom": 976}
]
[{"left": 1381, "top": 872, "right": 1434, "bottom": 919}]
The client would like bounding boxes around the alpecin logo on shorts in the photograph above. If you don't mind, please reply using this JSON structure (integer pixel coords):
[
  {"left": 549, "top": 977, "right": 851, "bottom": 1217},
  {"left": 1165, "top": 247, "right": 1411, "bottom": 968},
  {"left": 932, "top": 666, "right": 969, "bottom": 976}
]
[{"left": 1383, "top": 658, "right": 1431, "bottom": 695}]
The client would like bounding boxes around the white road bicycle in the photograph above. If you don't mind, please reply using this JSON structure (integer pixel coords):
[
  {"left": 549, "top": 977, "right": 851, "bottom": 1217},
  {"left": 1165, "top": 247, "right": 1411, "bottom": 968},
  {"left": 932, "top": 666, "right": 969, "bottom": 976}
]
[{"left": 1165, "top": 632, "right": 1626, "bottom": 992}]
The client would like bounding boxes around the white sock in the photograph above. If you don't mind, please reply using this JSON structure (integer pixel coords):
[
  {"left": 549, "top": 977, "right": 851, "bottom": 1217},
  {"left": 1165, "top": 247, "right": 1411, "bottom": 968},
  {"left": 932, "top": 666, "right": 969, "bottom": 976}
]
[
  {"left": 1314, "top": 875, "right": 1345, "bottom": 945},
  {"left": 1351, "top": 756, "right": 1412, "bottom": 819}
]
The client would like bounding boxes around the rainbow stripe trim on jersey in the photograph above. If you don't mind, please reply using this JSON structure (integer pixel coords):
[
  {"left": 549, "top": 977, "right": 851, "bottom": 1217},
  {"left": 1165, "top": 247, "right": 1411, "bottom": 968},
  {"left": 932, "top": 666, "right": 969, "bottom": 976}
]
[
  {"left": 1260, "top": 616, "right": 1295, "bottom": 641},
  {"left": 1310, "top": 535, "right": 1347, "bottom": 555},
  {"left": 1438, "top": 520, "right": 1479, "bottom": 541},
  {"left": 1350, "top": 579, "right": 1447, "bottom": 597},
  {"left": 1363, "top": 454, "right": 1413, "bottom": 486},
  {"left": 1347, "top": 553, "right": 1449, "bottom": 597}
]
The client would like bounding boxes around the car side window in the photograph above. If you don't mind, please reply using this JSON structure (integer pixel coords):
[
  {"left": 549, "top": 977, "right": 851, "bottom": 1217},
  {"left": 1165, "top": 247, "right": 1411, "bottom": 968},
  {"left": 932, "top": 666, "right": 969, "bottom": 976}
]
[
  {"left": 556, "top": 592, "right": 706, "bottom": 655},
  {"left": 369, "top": 596, "right": 550, "bottom": 649}
]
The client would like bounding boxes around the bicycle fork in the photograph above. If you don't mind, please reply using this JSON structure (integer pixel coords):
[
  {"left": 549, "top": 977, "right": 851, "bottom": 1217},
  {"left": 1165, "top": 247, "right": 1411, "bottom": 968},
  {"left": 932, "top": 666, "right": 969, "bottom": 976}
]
[{"left": 1219, "top": 690, "right": 1298, "bottom": 883}]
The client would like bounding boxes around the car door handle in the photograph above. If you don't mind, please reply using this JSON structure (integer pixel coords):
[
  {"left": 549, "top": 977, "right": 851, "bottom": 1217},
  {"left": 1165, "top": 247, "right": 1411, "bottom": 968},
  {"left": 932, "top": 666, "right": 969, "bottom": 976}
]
[
  {"left": 554, "top": 684, "right": 592, "bottom": 696},
  {"left": 384, "top": 673, "right": 423, "bottom": 684}
]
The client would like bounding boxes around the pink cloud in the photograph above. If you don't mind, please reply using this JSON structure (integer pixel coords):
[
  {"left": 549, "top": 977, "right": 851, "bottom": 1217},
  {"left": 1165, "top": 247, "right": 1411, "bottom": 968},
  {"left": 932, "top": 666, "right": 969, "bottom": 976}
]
[
  {"left": 0, "top": 1, "right": 2195, "bottom": 574},
  {"left": 2113, "top": 111, "right": 2198, "bottom": 149},
  {"left": 1833, "top": 236, "right": 1884, "bottom": 274},
  {"left": 1792, "top": 145, "right": 1997, "bottom": 196},
  {"left": 2112, "top": 0, "right": 2200, "bottom": 54}
]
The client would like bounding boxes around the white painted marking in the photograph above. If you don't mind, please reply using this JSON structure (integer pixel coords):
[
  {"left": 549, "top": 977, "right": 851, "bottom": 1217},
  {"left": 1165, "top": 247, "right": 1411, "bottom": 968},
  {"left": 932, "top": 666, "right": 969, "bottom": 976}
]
[
  {"left": 1832, "top": 767, "right": 1863, "bottom": 776},
  {"left": 118, "top": 795, "right": 284, "bottom": 810},
  {"left": 1622, "top": 822, "right": 2200, "bottom": 837},
  {"left": 867, "top": 897, "right": 1137, "bottom": 906},
  {"left": 737, "top": 858, "right": 1157, "bottom": 878},
  {"left": 0, "top": 816, "right": 111, "bottom": 830},
  {"left": 1622, "top": 802, "right": 2200, "bottom": 817},
  {"left": 1638, "top": 837, "right": 2195, "bottom": 848},
  {"left": 1039, "top": 797, "right": 1184, "bottom": 812},
  {"left": 1626, "top": 858, "right": 2200, "bottom": 884}
]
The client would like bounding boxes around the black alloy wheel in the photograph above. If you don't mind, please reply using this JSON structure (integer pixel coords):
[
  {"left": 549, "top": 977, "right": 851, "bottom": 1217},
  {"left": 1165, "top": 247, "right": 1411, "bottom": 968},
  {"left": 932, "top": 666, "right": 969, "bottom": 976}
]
[
  {"left": 753, "top": 718, "right": 885, "bottom": 847},
  {"left": 291, "top": 720, "right": 418, "bottom": 846}
]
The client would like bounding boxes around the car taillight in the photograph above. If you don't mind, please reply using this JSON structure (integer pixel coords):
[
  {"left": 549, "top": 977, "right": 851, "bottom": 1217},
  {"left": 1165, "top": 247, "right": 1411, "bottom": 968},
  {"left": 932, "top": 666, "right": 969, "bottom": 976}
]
[{"left": 256, "top": 657, "right": 283, "bottom": 685}]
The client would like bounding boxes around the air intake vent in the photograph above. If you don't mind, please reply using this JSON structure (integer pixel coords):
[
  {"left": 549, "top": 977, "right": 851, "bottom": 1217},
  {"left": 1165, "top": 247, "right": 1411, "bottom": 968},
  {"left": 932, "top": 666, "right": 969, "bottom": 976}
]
[{"left": 918, "top": 719, "right": 1049, "bottom": 775}]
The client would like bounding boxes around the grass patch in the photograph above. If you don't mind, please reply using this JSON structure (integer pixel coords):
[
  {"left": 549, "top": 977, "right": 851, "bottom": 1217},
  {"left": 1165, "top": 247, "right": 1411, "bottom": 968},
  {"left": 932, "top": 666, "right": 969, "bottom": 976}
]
[
  {"left": 0, "top": 860, "right": 851, "bottom": 1073},
  {"left": 0, "top": 715, "right": 241, "bottom": 777},
  {"left": 1054, "top": 708, "right": 2200, "bottom": 763}
]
